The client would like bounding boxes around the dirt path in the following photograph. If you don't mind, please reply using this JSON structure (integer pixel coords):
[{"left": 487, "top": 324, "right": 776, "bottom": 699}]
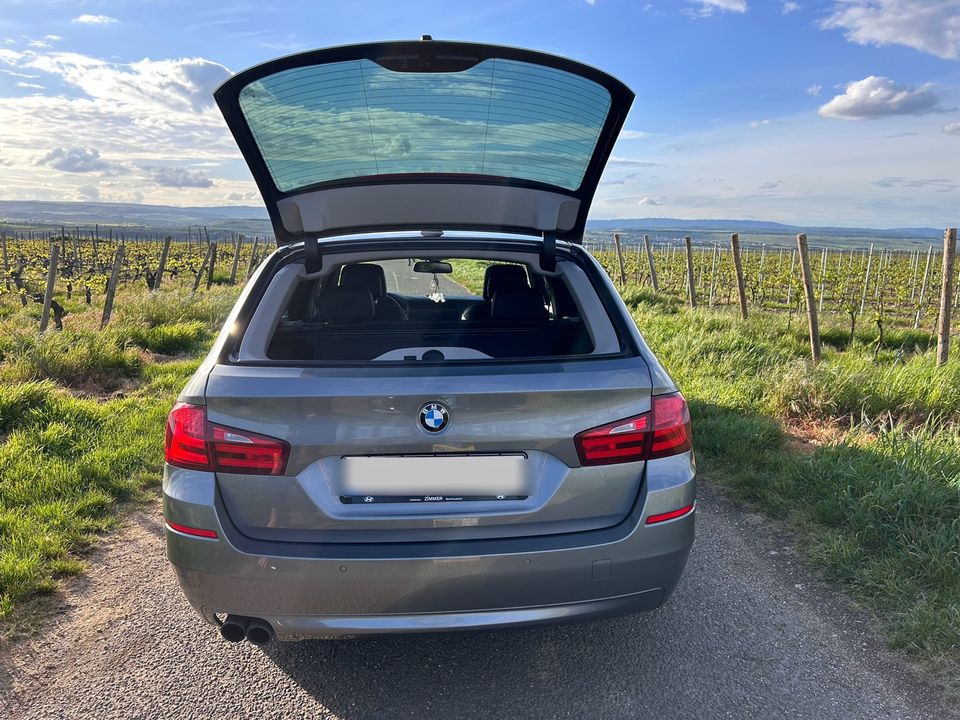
[{"left": 2, "top": 483, "right": 956, "bottom": 720}]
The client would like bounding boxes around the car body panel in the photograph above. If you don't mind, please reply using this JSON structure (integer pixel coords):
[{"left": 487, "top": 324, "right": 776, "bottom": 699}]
[
  {"left": 205, "top": 354, "right": 652, "bottom": 542},
  {"left": 163, "top": 451, "right": 695, "bottom": 638}
]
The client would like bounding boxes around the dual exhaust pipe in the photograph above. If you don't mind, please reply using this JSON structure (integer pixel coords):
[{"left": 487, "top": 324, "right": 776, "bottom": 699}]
[{"left": 220, "top": 614, "right": 274, "bottom": 645}]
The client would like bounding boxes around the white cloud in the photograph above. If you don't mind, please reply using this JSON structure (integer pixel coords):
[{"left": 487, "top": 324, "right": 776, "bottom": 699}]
[
  {"left": 638, "top": 196, "right": 661, "bottom": 206},
  {"left": 76, "top": 184, "right": 100, "bottom": 201},
  {"left": 16, "top": 81, "right": 43, "bottom": 90},
  {"left": 944, "top": 121, "right": 960, "bottom": 135},
  {"left": 782, "top": 1, "right": 800, "bottom": 13},
  {"left": 822, "top": 1, "right": 960, "bottom": 60},
  {"left": 226, "top": 191, "right": 260, "bottom": 203},
  {"left": 72, "top": 14, "right": 118, "bottom": 25},
  {"left": 0, "top": 48, "right": 254, "bottom": 204},
  {"left": 151, "top": 166, "right": 214, "bottom": 188},
  {"left": 37, "top": 146, "right": 126, "bottom": 175},
  {"left": 806, "top": 84, "right": 822, "bottom": 96},
  {"left": 608, "top": 156, "right": 661, "bottom": 166},
  {"left": 619, "top": 130, "right": 653, "bottom": 139},
  {"left": 24, "top": 53, "right": 231, "bottom": 114},
  {"left": 749, "top": 119, "right": 772, "bottom": 127},
  {"left": 687, "top": 0, "right": 748, "bottom": 15},
  {"left": 818, "top": 76, "right": 942, "bottom": 120}
]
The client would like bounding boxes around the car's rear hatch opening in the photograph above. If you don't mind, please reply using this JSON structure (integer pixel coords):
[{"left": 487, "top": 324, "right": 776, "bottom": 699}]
[{"left": 204, "top": 243, "right": 656, "bottom": 543}]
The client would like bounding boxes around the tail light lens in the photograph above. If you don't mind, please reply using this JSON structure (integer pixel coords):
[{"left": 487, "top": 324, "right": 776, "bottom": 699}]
[
  {"left": 165, "top": 402, "right": 211, "bottom": 471},
  {"left": 210, "top": 424, "right": 289, "bottom": 475},
  {"left": 575, "top": 392, "right": 692, "bottom": 466},
  {"left": 164, "top": 402, "right": 289, "bottom": 476}
]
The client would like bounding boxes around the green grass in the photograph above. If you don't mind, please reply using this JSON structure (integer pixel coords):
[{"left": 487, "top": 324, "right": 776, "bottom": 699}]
[
  {"left": 0, "top": 285, "right": 236, "bottom": 621},
  {"left": 628, "top": 291, "right": 960, "bottom": 668}
]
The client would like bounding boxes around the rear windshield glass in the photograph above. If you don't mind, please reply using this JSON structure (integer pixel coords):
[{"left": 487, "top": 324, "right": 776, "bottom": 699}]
[
  {"left": 264, "top": 258, "right": 618, "bottom": 363},
  {"left": 237, "top": 58, "right": 612, "bottom": 192}
]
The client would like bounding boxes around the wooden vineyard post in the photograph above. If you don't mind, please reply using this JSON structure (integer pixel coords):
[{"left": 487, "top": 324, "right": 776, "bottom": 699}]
[
  {"left": 786, "top": 249, "right": 797, "bottom": 308},
  {"left": 817, "top": 247, "right": 828, "bottom": 315},
  {"left": 909, "top": 250, "right": 920, "bottom": 301},
  {"left": 708, "top": 244, "right": 719, "bottom": 307},
  {"left": 684, "top": 236, "right": 697, "bottom": 308},
  {"left": 154, "top": 235, "right": 172, "bottom": 290},
  {"left": 859, "top": 243, "right": 874, "bottom": 315},
  {"left": 229, "top": 235, "right": 243, "bottom": 285},
  {"left": 247, "top": 236, "right": 261, "bottom": 279},
  {"left": 194, "top": 242, "right": 216, "bottom": 292},
  {"left": 643, "top": 234, "right": 658, "bottom": 291},
  {"left": 915, "top": 245, "right": 934, "bottom": 329},
  {"left": 206, "top": 242, "right": 218, "bottom": 290},
  {"left": 796, "top": 234, "right": 821, "bottom": 364},
  {"left": 936, "top": 228, "right": 957, "bottom": 366},
  {"left": 39, "top": 243, "right": 59, "bottom": 332},
  {"left": 613, "top": 233, "right": 627, "bottom": 287},
  {"left": 757, "top": 245, "right": 767, "bottom": 307},
  {"left": 1, "top": 234, "right": 9, "bottom": 290},
  {"left": 100, "top": 244, "right": 124, "bottom": 329},
  {"left": 730, "top": 233, "right": 748, "bottom": 320}
]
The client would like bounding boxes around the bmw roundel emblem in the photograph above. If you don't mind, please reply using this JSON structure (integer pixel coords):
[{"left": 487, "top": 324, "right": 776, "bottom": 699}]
[{"left": 418, "top": 402, "right": 449, "bottom": 433}]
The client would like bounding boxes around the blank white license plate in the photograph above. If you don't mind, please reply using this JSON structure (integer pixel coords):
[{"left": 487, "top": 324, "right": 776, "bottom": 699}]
[{"left": 341, "top": 454, "right": 527, "bottom": 499}]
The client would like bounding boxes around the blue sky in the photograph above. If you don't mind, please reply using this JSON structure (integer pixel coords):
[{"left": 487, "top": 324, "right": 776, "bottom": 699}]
[{"left": 0, "top": 0, "right": 958, "bottom": 227}]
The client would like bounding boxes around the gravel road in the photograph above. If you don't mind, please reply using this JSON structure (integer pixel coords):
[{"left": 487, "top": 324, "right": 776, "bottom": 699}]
[{"left": 2, "top": 481, "right": 955, "bottom": 720}]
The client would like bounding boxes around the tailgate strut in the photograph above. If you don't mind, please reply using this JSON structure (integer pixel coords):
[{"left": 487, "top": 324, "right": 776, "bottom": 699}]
[
  {"left": 304, "top": 237, "right": 322, "bottom": 273},
  {"left": 541, "top": 232, "right": 556, "bottom": 272}
]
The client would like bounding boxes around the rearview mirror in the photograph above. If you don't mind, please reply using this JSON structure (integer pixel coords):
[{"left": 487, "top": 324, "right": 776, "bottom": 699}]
[{"left": 413, "top": 260, "right": 453, "bottom": 274}]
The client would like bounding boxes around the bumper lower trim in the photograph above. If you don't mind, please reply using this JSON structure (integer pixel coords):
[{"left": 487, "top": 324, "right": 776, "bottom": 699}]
[{"left": 263, "top": 588, "right": 665, "bottom": 639}]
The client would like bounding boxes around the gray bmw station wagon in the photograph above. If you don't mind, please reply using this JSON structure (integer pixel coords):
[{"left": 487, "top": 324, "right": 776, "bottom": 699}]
[{"left": 163, "top": 39, "right": 696, "bottom": 644}]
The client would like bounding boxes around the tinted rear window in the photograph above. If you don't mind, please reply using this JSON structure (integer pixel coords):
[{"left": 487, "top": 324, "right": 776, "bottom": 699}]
[
  {"left": 263, "top": 258, "right": 619, "bottom": 364},
  {"left": 238, "top": 58, "right": 612, "bottom": 192}
]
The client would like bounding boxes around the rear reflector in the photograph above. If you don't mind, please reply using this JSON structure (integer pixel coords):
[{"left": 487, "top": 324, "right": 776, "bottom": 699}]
[
  {"left": 165, "top": 520, "right": 218, "bottom": 539},
  {"left": 164, "top": 402, "right": 289, "bottom": 476},
  {"left": 646, "top": 503, "right": 695, "bottom": 525},
  {"left": 575, "top": 392, "right": 692, "bottom": 466}
]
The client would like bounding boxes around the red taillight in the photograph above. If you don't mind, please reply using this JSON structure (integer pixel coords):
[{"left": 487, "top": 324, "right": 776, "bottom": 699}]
[
  {"left": 165, "top": 402, "right": 211, "bottom": 471},
  {"left": 210, "top": 424, "right": 289, "bottom": 475},
  {"left": 575, "top": 392, "right": 692, "bottom": 466},
  {"left": 647, "top": 393, "right": 693, "bottom": 460},
  {"left": 164, "top": 402, "right": 289, "bottom": 476}
]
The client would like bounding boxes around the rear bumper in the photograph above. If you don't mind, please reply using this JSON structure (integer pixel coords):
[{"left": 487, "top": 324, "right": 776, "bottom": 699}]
[{"left": 163, "top": 453, "right": 696, "bottom": 640}]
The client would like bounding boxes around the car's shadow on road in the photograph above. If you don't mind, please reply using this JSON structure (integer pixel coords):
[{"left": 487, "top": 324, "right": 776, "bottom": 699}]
[{"left": 262, "top": 604, "right": 685, "bottom": 719}]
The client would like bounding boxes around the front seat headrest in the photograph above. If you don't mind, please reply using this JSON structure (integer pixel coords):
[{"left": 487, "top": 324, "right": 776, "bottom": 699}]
[
  {"left": 315, "top": 286, "right": 375, "bottom": 323},
  {"left": 339, "top": 263, "right": 387, "bottom": 300},
  {"left": 483, "top": 265, "right": 528, "bottom": 300},
  {"left": 490, "top": 288, "right": 548, "bottom": 322}
]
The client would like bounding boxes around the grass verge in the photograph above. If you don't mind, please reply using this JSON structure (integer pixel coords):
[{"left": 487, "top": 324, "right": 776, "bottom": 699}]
[
  {"left": 0, "top": 286, "right": 236, "bottom": 622},
  {"left": 628, "top": 291, "right": 960, "bottom": 687}
]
